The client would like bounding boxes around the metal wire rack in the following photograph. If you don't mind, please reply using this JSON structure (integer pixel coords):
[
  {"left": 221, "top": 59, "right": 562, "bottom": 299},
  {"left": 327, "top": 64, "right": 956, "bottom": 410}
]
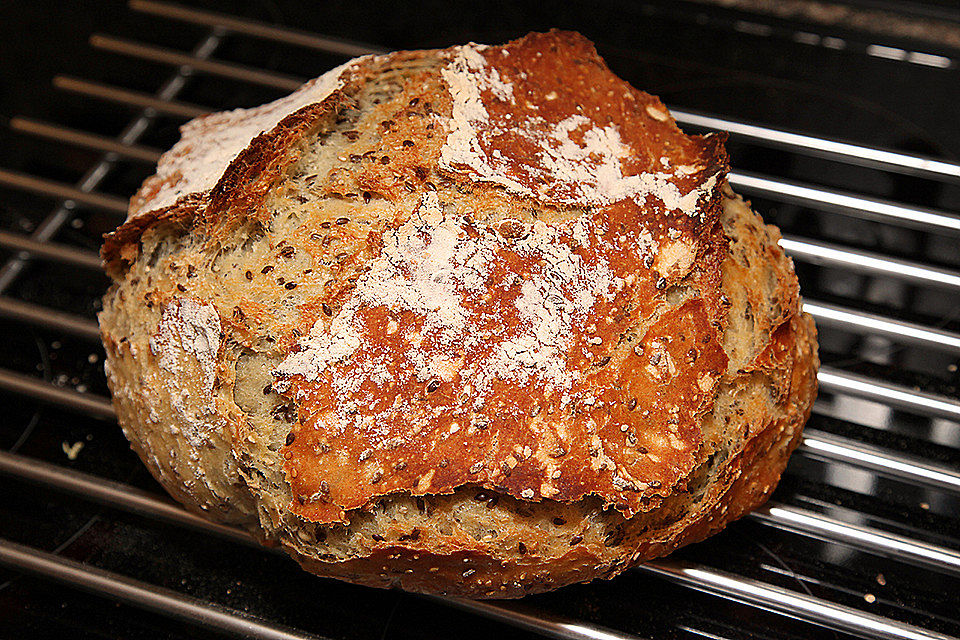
[{"left": 1, "top": 2, "right": 959, "bottom": 639}]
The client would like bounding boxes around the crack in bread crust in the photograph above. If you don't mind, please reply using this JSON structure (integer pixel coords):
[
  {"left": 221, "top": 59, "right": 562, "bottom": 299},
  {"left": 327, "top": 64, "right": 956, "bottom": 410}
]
[{"left": 99, "top": 31, "right": 818, "bottom": 598}]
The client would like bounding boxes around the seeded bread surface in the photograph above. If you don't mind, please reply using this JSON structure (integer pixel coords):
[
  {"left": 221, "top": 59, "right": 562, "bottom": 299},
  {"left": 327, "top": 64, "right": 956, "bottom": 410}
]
[{"left": 99, "top": 31, "right": 818, "bottom": 598}]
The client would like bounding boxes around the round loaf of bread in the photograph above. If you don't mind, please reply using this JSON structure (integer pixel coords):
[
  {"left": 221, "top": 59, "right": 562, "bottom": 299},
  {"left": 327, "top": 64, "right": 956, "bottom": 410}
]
[{"left": 99, "top": 31, "right": 818, "bottom": 598}]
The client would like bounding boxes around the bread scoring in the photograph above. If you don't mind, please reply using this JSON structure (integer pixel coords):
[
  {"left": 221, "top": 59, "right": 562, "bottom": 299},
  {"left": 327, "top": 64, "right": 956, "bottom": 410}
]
[{"left": 100, "top": 31, "right": 817, "bottom": 597}]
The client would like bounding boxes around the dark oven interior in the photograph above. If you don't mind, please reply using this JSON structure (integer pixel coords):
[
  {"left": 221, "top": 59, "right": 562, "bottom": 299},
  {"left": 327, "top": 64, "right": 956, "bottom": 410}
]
[{"left": 1, "top": 1, "right": 959, "bottom": 639}]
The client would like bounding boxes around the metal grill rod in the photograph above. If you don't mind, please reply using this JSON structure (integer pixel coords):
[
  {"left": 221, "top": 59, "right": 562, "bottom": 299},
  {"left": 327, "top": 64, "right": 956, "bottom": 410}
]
[
  {"left": 9, "top": 117, "right": 163, "bottom": 164},
  {"left": 90, "top": 34, "right": 304, "bottom": 92},
  {"left": 2, "top": 450, "right": 956, "bottom": 640},
  {"left": 781, "top": 237, "right": 960, "bottom": 291},
  {"left": 0, "top": 168, "right": 128, "bottom": 215},
  {"left": 801, "top": 302, "right": 960, "bottom": 354},
  {"left": 0, "top": 369, "right": 115, "bottom": 418},
  {"left": 638, "top": 560, "right": 957, "bottom": 640},
  {"left": 53, "top": 76, "right": 208, "bottom": 119},
  {"left": 731, "top": 173, "right": 960, "bottom": 235},
  {"left": 129, "top": 0, "right": 389, "bottom": 57},
  {"left": 127, "top": 0, "right": 960, "bottom": 188},
  {"left": 817, "top": 369, "right": 960, "bottom": 422},
  {"left": 754, "top": 501, "right": 960, "bottom": 576},
  {"left": 0, "top": 450, "right": 252, "bottom": 546},
  {"left": 0, "top": 538, "right": 325, "bottom": 640},
  {"left": 802, "top": 429, "right": 960, "bottom": 493},
  {"left": 436, "top": 598, "right": 645, "bottom": 640},
  {"left": 0, "top": 302, "right": 100, "bottom": 339},
  {"left": 0, "top": 297, "right": 102, "bottom": 341},
  {"left": 670, "top": 110, "right": 960, "bottom": 184},
  {"left": 0, "top": 230, "right": 104, "bottom": 270}
]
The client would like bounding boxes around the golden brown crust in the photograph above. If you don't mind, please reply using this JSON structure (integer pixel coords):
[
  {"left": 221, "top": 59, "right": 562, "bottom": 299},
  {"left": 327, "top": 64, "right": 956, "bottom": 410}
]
[
  {"left": 99, "top": 30, "right": 818, "bottom": 598},
  {"left": 283, "top": 291, "right": 817, "bottom": 599},
  {"left": 276, "top": 32, "right": 733, "bottom": 522},
  {"left": 278, "top": 199, "right": 819, "bottom": 598}
]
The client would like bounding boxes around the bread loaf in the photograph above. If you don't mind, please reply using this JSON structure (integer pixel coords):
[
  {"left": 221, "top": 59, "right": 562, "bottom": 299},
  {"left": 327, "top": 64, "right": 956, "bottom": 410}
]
[{"left": 99, "top": 31, "right": 818, "bottom": 598}]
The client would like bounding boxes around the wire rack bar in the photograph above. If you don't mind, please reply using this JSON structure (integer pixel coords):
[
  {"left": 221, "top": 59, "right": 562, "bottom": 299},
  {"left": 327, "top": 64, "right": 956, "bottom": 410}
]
[
  {"left": 802, "top": 301, "right": 960, "bottom": 354},
  {"left": 0, "top": 450, "right": 251, "bottom": 545},
  {"left": 732, "top": 172, "right": 960, "bottom": 235},
  {"left": 801, "top": 430, "right": 960, "bottom": 493},
  {"left": 53, "top": 76, "right": 208, "bottom": 119},
  {"left": 437, "top": 598, "right": 645, "bottom": 640},
  {"left": 0, "top": 368, "right": 115, "bottom": 418},
  {"left": 9, "top": 117, "right": 163, "bottom": 163},
  {"left": 673, "top": 110, "right": 960, "bottom": 184},
  {"left": 754, "top": 501, "right": 960, "bottom": 577},
  {"left": 0, "top": 297, "right": 102, "bottom": 341},
  {"left": 818, "top": 368, "right": 960, "bottom": 423},
  {"left": 0, "top": 230, "right": 104, "bottom": 270},
  {"left": 639, "top": 560, "right": 957, "bottom": 640},
  {"left": 128, "top": 0, "right": 388, "bottom": 57},
  {"left": 0, "top": 168, "right": 128, "bottom": 215},
  {"left": 0, "top": 538, "right": 325, "bottom": 640},
  {"left": 781, "top": 237, "right": 960, "bottom": 291},
  {"left": 90, "top": 34, "right": 304, "bottom": 92}
]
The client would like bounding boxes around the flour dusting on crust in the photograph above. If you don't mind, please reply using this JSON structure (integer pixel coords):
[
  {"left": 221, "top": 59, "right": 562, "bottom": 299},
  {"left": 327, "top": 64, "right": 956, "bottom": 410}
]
[
  {"left": 274, "top": 193, "right": 627, "bottom": 400},
  {"left": 439, "top": 44, "right": 720, "bottom": 216},
  {"left": 439, "top": 44, "right": 527, "bottom": 195},
  {"left": 149, "top": 298, "right": 223, "bottom": 446}
]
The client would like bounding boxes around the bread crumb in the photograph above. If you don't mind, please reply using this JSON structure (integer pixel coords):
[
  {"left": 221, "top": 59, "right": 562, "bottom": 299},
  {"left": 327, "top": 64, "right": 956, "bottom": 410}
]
[
  {"left": 62, "top": 441, "right": 84, "bottom": 460},
  {"left": 864, "top": 593, "right": 876, "bottom": 604}
]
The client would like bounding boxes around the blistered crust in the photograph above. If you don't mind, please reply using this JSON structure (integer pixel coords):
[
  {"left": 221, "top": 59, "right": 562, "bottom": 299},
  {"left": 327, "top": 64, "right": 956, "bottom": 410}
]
[{"left": 99, "top": 30, "right": 818, "bottom": 598}]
